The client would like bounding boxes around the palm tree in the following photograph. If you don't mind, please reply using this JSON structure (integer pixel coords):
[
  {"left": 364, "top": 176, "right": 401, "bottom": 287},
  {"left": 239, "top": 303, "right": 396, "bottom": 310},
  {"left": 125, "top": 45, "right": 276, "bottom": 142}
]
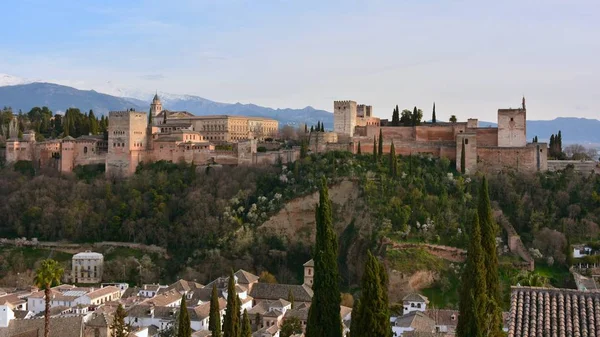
[
  {"left": 34, "top": 259, "right": 64, "bottom": 337},
  {"left": 513, "top": 271, "right": 547, "bottom": 287}
]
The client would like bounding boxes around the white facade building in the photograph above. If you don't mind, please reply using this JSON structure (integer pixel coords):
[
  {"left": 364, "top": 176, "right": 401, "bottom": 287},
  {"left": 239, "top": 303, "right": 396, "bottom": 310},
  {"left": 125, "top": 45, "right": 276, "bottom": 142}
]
[{"left": 72, "top": 251, "right": 104, "bottom": 284}]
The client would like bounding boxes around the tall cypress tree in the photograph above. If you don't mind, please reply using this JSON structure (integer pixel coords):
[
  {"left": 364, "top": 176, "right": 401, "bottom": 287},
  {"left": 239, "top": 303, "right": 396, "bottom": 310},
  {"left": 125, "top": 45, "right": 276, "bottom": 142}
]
[
  {"left": 240, "top": 310, "right": 252, "bottom": 337},
  {"left": 389, "top": 142, "right": 397, "bottom": 177},
  {"left": 349, "top": 298, "right": 361, "bottom": 337},
  {"left": 378, "top": 129, "right": 383, "bottom": 160},
  {"left": 357, "top": 141, "right": 361, "bottom": 155},
  {"left": 222, "top": 270, "right": 241, "bottom": 337},
  {"left": 373, "top": 136, "right": 377, "bottom": 158},
  {"left": 209, "top": 284, "right": 222, "bottom": 337},
  {"left": 352, "top": 251, "right": 392, "bottom": 337},
  {"left": 288, "top": 289, "right": 295, "bottom": 309},
  {"left": 456, "top": 211, "right": 487, "bottom": 337},
  {"left": 321, "top": 123, "right": 325, "bottom": 132},
  {"left": 478, "top": 177, "right": 502, "bottom": 336},
  {"left": 391, "top": 105, "right": 399, "bottom": 126},
  {"left": 461, "top": 140, "right": 466, "bottom": 174},
  {"left": 306, "top": 177, "right": 342, "bottom": 337},
  {"left": 177, "top": 295, "right": 192, "bottom": 337},
  {"left": 432, "top": 102, "right": 436, "bottom": 123}
]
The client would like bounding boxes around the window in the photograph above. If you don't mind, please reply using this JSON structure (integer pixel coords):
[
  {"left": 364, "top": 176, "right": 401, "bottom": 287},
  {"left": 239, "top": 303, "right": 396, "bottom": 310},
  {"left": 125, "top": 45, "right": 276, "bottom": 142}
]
[{"left": 465, "top": 139, "right": 469, "bottom": 145}]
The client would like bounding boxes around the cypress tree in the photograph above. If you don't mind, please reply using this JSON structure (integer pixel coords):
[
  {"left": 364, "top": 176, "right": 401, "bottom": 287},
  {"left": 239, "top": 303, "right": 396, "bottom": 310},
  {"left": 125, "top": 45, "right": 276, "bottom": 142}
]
[
  {"left": 566, "top": 236, "right": 574, "bottom": 267},
  {"left": 222, "top": 270, "right": 241, "bottom": 337},
  {"left": 391, "top": 105, "right": 399, "bottom": 126},
  {"left": 461, "top": 140, "right": 466, "bottom": 174},
  {"left": 305, "top": 124, "right": 308, "bottom": 133},
  {"left": 557, "top": 130, "right": 562, "bottom": 152},
  {"left": 389, "top": 142, "right": 397, "bottom": 177},
  {"left": 373, "top": 136, "right": 377, "bottom": 158},
  {"left": 352, "top": 251, "right": 392, "bottom": 337},
  {"left": 240, "top": 310, "right": 252, "bottom": 337},
  {"left": 148, "top": 109, "right": 153, "bottom": 126},
  {"left": 321, "top": 123, "right": 325, "bottom": 132},
  {"left": 209, "top": 284, "right": 222, "bottom": 337},
  {"left": 110, "top": 304, "right": 129, "bottom": 337},
  {"left": 300, "top": 140, "right": 308, "bottom": 159},
  {"left": 478, "top": 177, "right": 502, "bottom": 336},
  {"left": 378, "top": 129, "right": 383, "bottom": 160},
  {"left": 310, "top": 125, "right": 314, "bottom": 132},
  {"left": 349, "top": 298, "right": 361, "bottom": 337},
  {"left": 456, "top": 211, "right": 487, "bottom": 337},
  {"left": 288, "top": 289, "right": 295, "bottom": 309},
  {"left": 317, "top": 121, "right": 321, "bottom": 132},
  {"left": 432, "top": 102, "right": 436, "bottom": 123},
  {"left": 305, "top": 177, "right": 342, "bottom": 337},
  {"left": 412, "top": 106, "right": 418, "bottom": 126},
  {"left": 357, "top": 141, "right": 361, "bottom": 155},
  {"left": 177, "top": 294, "right": 192, "bottom": 337}
]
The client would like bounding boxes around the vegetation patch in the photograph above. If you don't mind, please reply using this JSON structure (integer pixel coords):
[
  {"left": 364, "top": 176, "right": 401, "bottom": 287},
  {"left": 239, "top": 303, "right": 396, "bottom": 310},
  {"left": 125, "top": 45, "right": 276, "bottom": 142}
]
[{"left": 386, "top": 247, "right": 445, "bottom": 275}]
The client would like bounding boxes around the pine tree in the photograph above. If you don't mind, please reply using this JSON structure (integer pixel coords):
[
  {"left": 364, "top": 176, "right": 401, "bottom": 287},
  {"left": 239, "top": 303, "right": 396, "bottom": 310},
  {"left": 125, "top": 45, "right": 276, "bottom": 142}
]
[
  {"left": 222, "top": 270, "right": 241, "bottom": 337},
  {"left": 378, "top": 129, "right": 383, "bottom": 160},
  {"left": 432, "top": 102, "right": 437, "bottom": 123},
  {"left": 461, "top": 140, "right": 466, "bottom": 174},
  {"left": 352, "top": 251, "right": 392, "bottom": 337},
  {"left": 240, "top": 310, "right": 252, "bottom": 337},
  {"left": 209, "top": 284, "right": 222, "bottom": 337},
  {"left": 389, "top": 142, "right": 397, "bottom": 177},
  {"left": 288, "top": 289, "right": 295, "bottom": 309},
  {"left": 357, "top": 141, "right": 361, "bottom": 155},
  {"left": 456, "top": 211, "right": 488, "bottom": 337},
  {"left": 391, "top": 105, "right": 399, "bottom": 126},
  {"left": 478, "top": 177, "right": 502, "bottom": 336},
  {"left": 110, "top": 304, "right": 130, "bottom": 337},
  {"left": 305, "top": 177, "right": 342, "bottom": 337},
  {"left": 177, "top": 295, "right": 192, "bottom": 337}
]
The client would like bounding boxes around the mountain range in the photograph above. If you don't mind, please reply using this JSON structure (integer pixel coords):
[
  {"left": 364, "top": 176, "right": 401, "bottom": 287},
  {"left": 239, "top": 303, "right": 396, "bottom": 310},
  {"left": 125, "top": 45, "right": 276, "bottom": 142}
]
[{"left": 0, "top": 81, "right": 598, "bottom": 145}]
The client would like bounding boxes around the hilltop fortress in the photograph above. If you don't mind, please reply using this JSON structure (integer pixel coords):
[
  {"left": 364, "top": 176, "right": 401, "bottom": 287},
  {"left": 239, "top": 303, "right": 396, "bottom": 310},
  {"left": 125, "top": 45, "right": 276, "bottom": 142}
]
[
  {"left": 323, "top": 97, "right": 548, "bottom": 173},
  {"left": 4, "top": 95, "right": 547, "bottom": 175}
]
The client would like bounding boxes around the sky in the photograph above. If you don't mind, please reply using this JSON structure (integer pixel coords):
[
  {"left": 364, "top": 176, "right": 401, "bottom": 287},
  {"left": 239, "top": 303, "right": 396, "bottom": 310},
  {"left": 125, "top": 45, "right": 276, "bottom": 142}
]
[{"left": 1, "top": 0, "right": 599, "bottom": 122}]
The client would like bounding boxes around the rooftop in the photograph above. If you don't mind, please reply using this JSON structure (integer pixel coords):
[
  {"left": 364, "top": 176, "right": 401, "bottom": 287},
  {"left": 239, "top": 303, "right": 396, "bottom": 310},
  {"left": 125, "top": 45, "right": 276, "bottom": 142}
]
[{"left": 72, "top": 251, "right": 103, "bottom": 259}]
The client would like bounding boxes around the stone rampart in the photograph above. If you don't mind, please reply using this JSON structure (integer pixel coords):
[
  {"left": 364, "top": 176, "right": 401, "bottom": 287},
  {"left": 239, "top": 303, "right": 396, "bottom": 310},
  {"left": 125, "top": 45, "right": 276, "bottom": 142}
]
[{"left": 548, "top": 160, "right": 599, "bottom": 173}]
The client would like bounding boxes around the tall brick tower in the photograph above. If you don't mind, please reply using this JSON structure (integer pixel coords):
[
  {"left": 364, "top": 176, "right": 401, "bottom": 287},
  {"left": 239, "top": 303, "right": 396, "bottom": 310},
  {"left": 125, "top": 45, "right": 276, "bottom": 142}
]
[
  {"left": 150, "top": 93, "right": 162, "bottom": 117},
  {"left": 333, "top": 100, "right": 357, "bottom": 137},
  {"left": 106, "top": 110, "right": 149, "bottom": 177}
]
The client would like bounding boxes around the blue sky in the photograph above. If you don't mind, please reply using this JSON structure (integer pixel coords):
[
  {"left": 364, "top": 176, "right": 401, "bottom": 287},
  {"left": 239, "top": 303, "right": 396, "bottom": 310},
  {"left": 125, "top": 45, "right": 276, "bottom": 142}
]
[{"left": 1, "top": 0, "right": 599, "bottom": 121}]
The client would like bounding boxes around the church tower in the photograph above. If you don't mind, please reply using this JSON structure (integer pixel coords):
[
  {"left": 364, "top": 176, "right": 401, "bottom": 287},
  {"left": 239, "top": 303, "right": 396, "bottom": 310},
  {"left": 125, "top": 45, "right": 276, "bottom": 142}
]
[{"left": 150, "top": 93, "right": 162, "bottom": 117}]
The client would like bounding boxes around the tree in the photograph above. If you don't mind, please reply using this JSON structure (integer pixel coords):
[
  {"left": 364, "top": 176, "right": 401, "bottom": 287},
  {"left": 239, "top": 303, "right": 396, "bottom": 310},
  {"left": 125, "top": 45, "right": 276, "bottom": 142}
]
[
  {"left": 89, "top": 110, "right": 99, "bottom": 135},
  {"left": 300, "top": 140, "right": 308, "bottom": 159},
  {"left": 512, "top": 271, "right": 548, "bottom": 287},
  {"left": 357, "top": 141, "right": 361, "bottom": 155},
  {"left": 310, "top": 125, "right": 314, "bottom": 132},
  {"left": 305, "top": 124, "right": 308, "bottom": 133},
  {"left": 280, "top": 317, "right": 303, "bottom": 337},
  {"left": 110, "top": 304, "right": 130, "bottom": 337},
  {"left": 177, "top": 294, "right": 192, "bottom": 337},
  {"left": 432, "top": 102, "right": 437, "bottom": 123},
  {"left": 259, "top": 271, "right": 277, "bottom": 283},
  {"left": 400, "top": 109, "right": 412, "bottom": 126},
  {"left": 378, "top": 129, "right": 383, "bottom": 160},
  {"left": 460, "top": 140, "right": 466, "bottom": 174},
  {"left": 391, "top": 105, "right": 400, "bottom": 126},
  {"left": 410, "top": 106, "right": 423, "bottom": 126},
  {"left": 317, "top": 122, "right": 321, "bottom": 132},
  {"left": 349, "top": 298, "right": 360, "bottom": 337},
  {"left": 305, "top": 177, "right": 342, "bottom": 337},
  {"left": 450, "top": 115, "right": 457, "bottom": 123},
  {"left": 222, "top": 270, "right": 241, "bottom": 337},
  {"left": 456, "top": 211, "right": 487, "bottom": 337},
  {"left": 477, "top": 177, "right": 503, "bottom": 336},
  {"left": 351, "top": 251, "right": 392, "bottom": 337},
  {"left": 321, "top": 123, "right": 325, "bottom": 132},
  {"left": 288, "top": 289, "right": 295, "bottom": 309},
  {"left": 373, "top": 136, "right": 377, "bottom": 158},
  {"left": 34, "top": 259, "right": 64, "bottom": 337},
  {"left": 241, "top": 310, "right": 252, "bottom": 337},
  {"left": 209, "top": 284, "right": 222, "bottom": 337},
  {"left": 566, "top": 236, "right": 574, "bottom": 267},
  {"left": 389, "top": 142, "right": 397, "bottom": 177}
]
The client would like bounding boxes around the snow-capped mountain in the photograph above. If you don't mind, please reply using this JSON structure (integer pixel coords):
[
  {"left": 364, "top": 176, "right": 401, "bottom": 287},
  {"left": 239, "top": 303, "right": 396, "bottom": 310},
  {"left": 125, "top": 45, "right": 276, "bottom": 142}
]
[{"left": 0, "top": 73, "right": 32, "bottom": 86}]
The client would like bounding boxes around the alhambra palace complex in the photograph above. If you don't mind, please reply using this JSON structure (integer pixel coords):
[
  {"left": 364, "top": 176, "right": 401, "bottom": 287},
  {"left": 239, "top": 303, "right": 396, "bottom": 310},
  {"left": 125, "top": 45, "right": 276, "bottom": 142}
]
[{"left": 4, "top": 95, "right": 548, "bottom": 175}]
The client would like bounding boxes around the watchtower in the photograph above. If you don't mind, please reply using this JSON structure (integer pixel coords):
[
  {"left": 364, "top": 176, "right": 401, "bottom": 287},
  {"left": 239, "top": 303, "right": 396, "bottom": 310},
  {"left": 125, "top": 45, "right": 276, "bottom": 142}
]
[
  {"left": 497, "top": 98, "right": 527, "bottom": 147},
  {"left": 150, "top": 93, "right": 162, "bottom": 117},
  {"left": 334, "top": 100, "right": 357, "bottom": 137},
  {"left": 106, "top": 110, "right": 149, "bottom": 177}
]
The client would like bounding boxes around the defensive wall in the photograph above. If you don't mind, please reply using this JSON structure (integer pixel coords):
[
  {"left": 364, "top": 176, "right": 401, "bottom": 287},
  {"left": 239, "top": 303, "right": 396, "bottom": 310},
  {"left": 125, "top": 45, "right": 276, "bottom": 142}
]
[{"left": 548, "top": 160, "right": 600, "bottom": 173}]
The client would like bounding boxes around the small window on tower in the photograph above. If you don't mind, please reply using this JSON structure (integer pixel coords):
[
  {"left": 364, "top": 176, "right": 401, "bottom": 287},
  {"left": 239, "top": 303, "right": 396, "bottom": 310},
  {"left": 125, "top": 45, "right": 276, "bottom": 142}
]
[
  {"left": 510, "top": 117, "right": 514, "bottom": 122},
  {"left": 465, "top": 139, "right": 469, "bottom": 145}
]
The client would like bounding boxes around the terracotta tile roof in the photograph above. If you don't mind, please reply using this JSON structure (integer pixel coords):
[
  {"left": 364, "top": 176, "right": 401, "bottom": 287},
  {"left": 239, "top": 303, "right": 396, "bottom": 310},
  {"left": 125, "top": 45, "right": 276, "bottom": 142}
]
[
  {"left": 139, "top": 289, "right": 181, "bottom": 307},
  {"left": 508, "top": 286, "right": 600, "bottom": 337},
  {"left": 424, "top": 309, "right": 459, "bottom": 327},
  {"left": 162, "top": 280, "right": 204, "bottom": 294},
  {"left": 234, "top": 270, "right": 260, "bottom": 285},
  {"left": 283, "top": 307, "right": 309, "bottom": 321},
  {"left": 0, "top": 294, "right": 25, "bottom": 307},
  {"left": 86, "top": 286, "right": 120, "bottom": 300},
  {"left": 403, "top": 293, "right": 430, "bottom": 303},
  {"left": 249, "top": 284, "right": 313, "bottom": 303},
  {"left": 190, "top": 298, "right": 226, "bottom": 321},
  {"left": 0, "top": 316, "right": 84, "bottom": 337},
  {"left": 394, "top": 311, "right": 435, "bottom": 331}
]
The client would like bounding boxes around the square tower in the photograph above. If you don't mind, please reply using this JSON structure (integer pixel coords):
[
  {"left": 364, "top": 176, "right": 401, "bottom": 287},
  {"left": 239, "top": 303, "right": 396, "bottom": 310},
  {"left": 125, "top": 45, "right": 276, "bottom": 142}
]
[
  {"left": 334, "top": 100, "right": 357, "bottom": 137},
  {"left": 106, "top": 110, "right": 149, "bottom": 177},
  {"left": 497, "top": 108, "right": 526, "bottom": 147}
]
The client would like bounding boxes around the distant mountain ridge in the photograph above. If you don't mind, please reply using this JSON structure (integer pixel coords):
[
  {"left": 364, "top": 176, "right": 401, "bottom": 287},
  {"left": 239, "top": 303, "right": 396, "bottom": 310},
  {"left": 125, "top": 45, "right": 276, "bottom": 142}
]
[{"left": 0, "top": 82, "right": 598, "bottom": 144}]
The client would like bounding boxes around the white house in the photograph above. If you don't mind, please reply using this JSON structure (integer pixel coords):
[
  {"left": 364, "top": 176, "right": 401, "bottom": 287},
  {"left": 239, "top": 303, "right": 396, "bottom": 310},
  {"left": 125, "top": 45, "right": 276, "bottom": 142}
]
[
  {"left": 402, "top": 293, "right": 429, "bottom": 315},
  {"left": 26, "top": 285, "right": 121, "bottom": 314},
  {"left": 72, "top": 251, "right": 104, "bottom": 284},
  {"left": 138, "top": 284, "right": 167, "bottom": 298},
  {"left": 0, "top": 304, "right": 15, "bottom": 328},
  {"left": 573, "top": 245, "right": 593, "bottom": 258}
]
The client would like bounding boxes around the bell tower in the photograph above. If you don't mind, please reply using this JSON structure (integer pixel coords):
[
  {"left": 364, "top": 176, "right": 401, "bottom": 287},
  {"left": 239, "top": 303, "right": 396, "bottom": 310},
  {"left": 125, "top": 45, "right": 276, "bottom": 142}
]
[{"left": 150, "top": 92, "right": 162, "bottom": 117}]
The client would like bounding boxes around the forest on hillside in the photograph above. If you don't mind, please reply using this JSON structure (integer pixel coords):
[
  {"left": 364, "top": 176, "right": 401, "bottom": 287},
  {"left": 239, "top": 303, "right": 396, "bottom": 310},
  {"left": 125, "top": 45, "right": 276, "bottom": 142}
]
[{"left": 0, "top": 151, "right": 598, "bottom": 290}]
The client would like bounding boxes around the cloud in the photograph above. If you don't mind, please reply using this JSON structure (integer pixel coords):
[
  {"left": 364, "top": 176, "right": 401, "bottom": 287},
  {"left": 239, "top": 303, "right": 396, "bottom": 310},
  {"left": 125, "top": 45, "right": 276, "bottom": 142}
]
[{"left": 139, "top": 74, "right": 166, "bottom": 81}]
